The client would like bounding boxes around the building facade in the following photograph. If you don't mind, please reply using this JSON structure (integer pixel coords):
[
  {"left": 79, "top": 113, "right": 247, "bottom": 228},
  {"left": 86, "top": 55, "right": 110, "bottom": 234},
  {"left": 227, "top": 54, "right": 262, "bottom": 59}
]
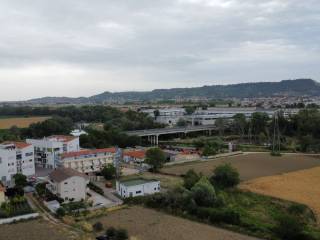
[
  {"left": 116, "top": 178, "right": 160, "bottom": 198},
  {"left": 0, "top": 142, "right": 35, "bottom": 186},
  {"left": 46, "top": 168, "right": 88, "bottom": 202},
  {"left": 26, "top": 135, "right": 80, "bottom": 169},
  {"left": 60, "top": 148, "right": 116, "bottom": 174}
]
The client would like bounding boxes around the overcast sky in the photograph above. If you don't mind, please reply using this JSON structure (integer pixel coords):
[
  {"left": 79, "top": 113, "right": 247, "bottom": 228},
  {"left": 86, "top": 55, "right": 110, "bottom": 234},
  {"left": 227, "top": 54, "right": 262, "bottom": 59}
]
[{"left": 0, "top": 0, "right": 319, "bottom": 101}]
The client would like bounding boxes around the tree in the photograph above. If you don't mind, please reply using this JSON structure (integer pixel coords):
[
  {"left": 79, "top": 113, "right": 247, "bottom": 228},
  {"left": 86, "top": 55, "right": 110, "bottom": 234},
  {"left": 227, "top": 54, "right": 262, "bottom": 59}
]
[
  {"left": 176, "top": 118, "right": 187, "bottom": 127},
  {"left": 184, "top": 106, "right": 196, "bottom": 115},
  {"left": 13, "top": 173, "right": 27, "bottom": 188},
  {"left": 215, "top": 118, "right": 227, "bottom": 136},
  {"left": 101, "top": 164, "right": 116, "bottom": 180},
  {"left": 183, "top": 169, "right": 201, "bottom": 190},
  {"left": 191, "top": 177, "right": 216, "bottom": 207},
  {"left": 250, "top": 112, "right": 269, "bottom": 142},
  {"left": 145, "top": 148, "right": 166, "bottom": 172},
  {"left": 210, "top": 164, "right": 240, "bottom": 188},
  {"left": 233, "top": 113, "right": 247, "bottom": 141}
]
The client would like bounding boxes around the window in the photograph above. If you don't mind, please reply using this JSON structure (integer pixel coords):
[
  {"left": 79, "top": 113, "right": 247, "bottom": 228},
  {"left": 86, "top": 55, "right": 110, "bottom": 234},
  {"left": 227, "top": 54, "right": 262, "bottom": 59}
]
[
  {"left": 25, "top": 152, "right": 33, "bottom": 157},
  {"left": 136, "top": 191, "right": 142, "bottom": 194},
  {"left": 64, "top": 182, "right": 68, "bottom": 185}
]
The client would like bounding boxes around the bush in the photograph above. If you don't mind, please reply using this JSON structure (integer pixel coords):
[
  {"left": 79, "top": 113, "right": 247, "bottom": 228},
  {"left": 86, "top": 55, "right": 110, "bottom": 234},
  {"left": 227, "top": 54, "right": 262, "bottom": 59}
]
[
  {"left": 56, "top": 207, "right": 66, "bottom": 218},
  {"left": 183, "top": 169, "right": 201, "bottom": 190},
  {"left": 209, "top": 208, "right": 241, "bottom": 225},
  {"left": 274, "top": 214, "right": 305, "bottom": 240},
  {"left": 88, "top": 182, "right": 104, "bottom": 195},
  {"left": 93, "top": 221, "right": 104, "bottom": 232},
  {"left": 288, "top": 204, "right": 307, "bottom": 216},
  {"left": 106, "top": 227, "right": 116, "bottom": 238},
  {"left": 191, "top": 177, "right": 216, "bottom": 207},
  {"left": 210, "top": 163, "right": 240, "bottom": 188}
]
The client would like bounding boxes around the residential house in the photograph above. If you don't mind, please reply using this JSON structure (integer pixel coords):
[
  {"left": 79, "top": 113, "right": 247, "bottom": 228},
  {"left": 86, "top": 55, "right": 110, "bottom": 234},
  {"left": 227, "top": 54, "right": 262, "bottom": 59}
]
[
  {"left": 123, "top": 150, "right": 146, "bottom": 164},
  {"left": 46, "top": 168, "right": 89, "bottom": 202},
  {"left": 59, "top": 148, "right": 116, "bottom": 173},
  {"left": 116, "top": 178, "right": 160, "bottom": 198},
  {"left": 26, "top": 135, "right": 80, "bottom": 169}
]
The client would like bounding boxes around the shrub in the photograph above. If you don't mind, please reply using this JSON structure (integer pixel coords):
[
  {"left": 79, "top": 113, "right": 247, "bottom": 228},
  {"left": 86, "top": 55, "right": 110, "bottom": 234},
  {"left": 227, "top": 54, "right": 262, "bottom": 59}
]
[
  {"left": 93, "top": 221, "right": 104, "bottom": 232},
  {"left": 288, "top": 204, "right": 307, "bottom": 216},
  {"left": 56, "top": 207, "right": 66, "bottom": 218},
  {"left": 210, "top": 163, "right": 240, "bottom": 188},
  {"left": 274, "top": 214, "right": 305, "bottom": 240},
  {"left": 80, "top": 221, "right": 93, "bottom": 232},
  {"left": 106, "top": 227, "right": 116, "bottom": 238},
  {"left": 88, "top": 182, "right": 104, "bottom": 195},
  {"left": 209, "top": 208, "right": 241, "bottom": 225},
  {"left": 191, "top": 177, "right": 216, "bottom": 207},
  {"left": 183, "top": 169, "right": 201, "bottom": 190}
]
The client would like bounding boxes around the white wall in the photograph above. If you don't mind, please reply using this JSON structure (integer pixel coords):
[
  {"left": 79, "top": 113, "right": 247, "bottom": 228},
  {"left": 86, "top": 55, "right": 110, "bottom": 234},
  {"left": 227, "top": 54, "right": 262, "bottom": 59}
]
[
  {"left": 117, "top": 181, "right": 160, "bottom": 198},
  {"left": 0, "top": 149, "right": 17, "bottom": 186},
  {"left": 57, "top": 176, "right": 87, "bottom": 202}
]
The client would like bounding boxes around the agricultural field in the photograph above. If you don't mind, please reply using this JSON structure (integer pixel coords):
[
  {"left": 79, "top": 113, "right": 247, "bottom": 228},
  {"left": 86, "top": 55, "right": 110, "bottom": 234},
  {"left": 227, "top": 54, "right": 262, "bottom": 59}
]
[
  {"left": 90, "top": 206, "right": 260, "bottom": 240},
  {"left": 241, "top": 166, "right": 320, "bottom": 221},
  {"left": 0, "top": 219, "right": 76, "bottom": 240},
  {"left": 161, "top": 153, "right": 320, "bottom": 181},
  {"left": 0, "top": 116, "right": 50, "bottom": 129}
]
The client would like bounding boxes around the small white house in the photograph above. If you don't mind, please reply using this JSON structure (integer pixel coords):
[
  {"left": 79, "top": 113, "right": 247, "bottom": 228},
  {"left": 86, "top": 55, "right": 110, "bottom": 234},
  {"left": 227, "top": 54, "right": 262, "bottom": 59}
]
[
  {"left": 46, "top": 168, "right": 89, "bottom": 202},
  {"left": 116, "top": 178, "right": 160, "bottom": 198}
]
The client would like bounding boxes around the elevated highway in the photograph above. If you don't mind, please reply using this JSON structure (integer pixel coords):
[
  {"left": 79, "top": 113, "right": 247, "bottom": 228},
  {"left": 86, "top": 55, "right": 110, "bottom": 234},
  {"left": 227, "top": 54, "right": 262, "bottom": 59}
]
[{"left": 125, "top": 125, "right": 217, "bottom": 145}]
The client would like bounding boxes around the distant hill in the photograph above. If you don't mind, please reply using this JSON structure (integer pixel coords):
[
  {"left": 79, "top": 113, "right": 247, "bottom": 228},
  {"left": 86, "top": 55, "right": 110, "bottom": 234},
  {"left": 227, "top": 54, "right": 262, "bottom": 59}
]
[{"left": 15, "top": 79, "right": 320, "bottom": 105}]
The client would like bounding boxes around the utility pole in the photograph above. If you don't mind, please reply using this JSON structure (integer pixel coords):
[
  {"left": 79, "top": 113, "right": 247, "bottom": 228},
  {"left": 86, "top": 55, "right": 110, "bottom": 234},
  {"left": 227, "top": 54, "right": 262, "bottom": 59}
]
[
  {"left": 272, "top": 110, "right": 281, "bottom": 153},
  {"left": 114, "top": 147, "right": 122, "bottom": 180}
]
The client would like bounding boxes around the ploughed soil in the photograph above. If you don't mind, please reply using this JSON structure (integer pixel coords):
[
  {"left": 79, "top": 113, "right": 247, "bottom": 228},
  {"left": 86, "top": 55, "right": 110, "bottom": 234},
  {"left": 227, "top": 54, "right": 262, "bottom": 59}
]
[
  {"left": 240, "top": 166, "right": 320, "bottom": 222},
  {"left": 161, "top": 153, "right": 320, "bottom": 181},
  {"left": 0, "top": 219, "right": 75, "bottom": 240},
  {"left": 91, "top": 206, "right": 260, "bottom": 240}
]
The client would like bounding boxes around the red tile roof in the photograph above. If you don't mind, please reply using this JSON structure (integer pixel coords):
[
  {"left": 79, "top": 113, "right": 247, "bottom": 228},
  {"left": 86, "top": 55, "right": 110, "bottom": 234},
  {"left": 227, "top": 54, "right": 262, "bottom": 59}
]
[
  {"left": 48, "top": 135, "right": 78, "bottom": 143},
  {"left": 124, "top": 150, "right": 146, "bottom": 159},
  {"left": 49, "top": 168, "right": 87, "bottom": 182},
  {"left": 61, "top": 148, "right": 116, "bottom": 159},
  {"left": 1, "top": 141, "right": 32, "bottom": 149}
]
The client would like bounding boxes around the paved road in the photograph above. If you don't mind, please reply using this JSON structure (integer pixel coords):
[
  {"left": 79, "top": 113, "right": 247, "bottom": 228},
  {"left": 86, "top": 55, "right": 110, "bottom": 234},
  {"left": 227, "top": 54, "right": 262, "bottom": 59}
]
[{"left": 93, "top": 181, "right": 123, "bottom": 206}]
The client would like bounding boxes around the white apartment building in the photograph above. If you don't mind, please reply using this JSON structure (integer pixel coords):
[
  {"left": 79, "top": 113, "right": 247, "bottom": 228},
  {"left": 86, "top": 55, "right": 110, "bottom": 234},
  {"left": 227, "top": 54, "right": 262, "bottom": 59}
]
[
  {"left": 0, "top": 142, "right": 35, "bottom": 186},
  {"left": 60, "top": 148, "right": 116, "bottom": 174},
  {"left": 46, "top": 168, "right": 89, "bottom": 202},
  {"left": 116, "top": 178, "right": 160, "bottom": 198},
  {"left": 26, "top": 135, "right": 80, "bottom": 169}
]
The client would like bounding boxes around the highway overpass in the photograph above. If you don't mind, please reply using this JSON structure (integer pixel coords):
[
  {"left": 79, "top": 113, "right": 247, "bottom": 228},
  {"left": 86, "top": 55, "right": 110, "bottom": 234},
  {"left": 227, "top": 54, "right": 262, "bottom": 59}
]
[{"left": 125, "top": 125, "right": 217, "bottom": 145}]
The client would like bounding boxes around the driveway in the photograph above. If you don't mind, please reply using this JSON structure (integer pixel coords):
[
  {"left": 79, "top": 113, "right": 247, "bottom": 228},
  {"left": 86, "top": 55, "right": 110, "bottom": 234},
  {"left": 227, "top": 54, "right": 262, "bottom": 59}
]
[
  {"left": 93, "top": 181, "right": 123, "bottom": 206},
  {"left": 87, "top": 190, "right": 113, "bottom": 208}
]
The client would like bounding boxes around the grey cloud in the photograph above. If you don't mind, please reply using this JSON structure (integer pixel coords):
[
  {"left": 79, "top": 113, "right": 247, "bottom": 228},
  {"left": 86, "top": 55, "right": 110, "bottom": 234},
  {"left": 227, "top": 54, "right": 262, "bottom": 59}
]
[{"left": 0, "top": 0, "right": 319, "bottom": 100}]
